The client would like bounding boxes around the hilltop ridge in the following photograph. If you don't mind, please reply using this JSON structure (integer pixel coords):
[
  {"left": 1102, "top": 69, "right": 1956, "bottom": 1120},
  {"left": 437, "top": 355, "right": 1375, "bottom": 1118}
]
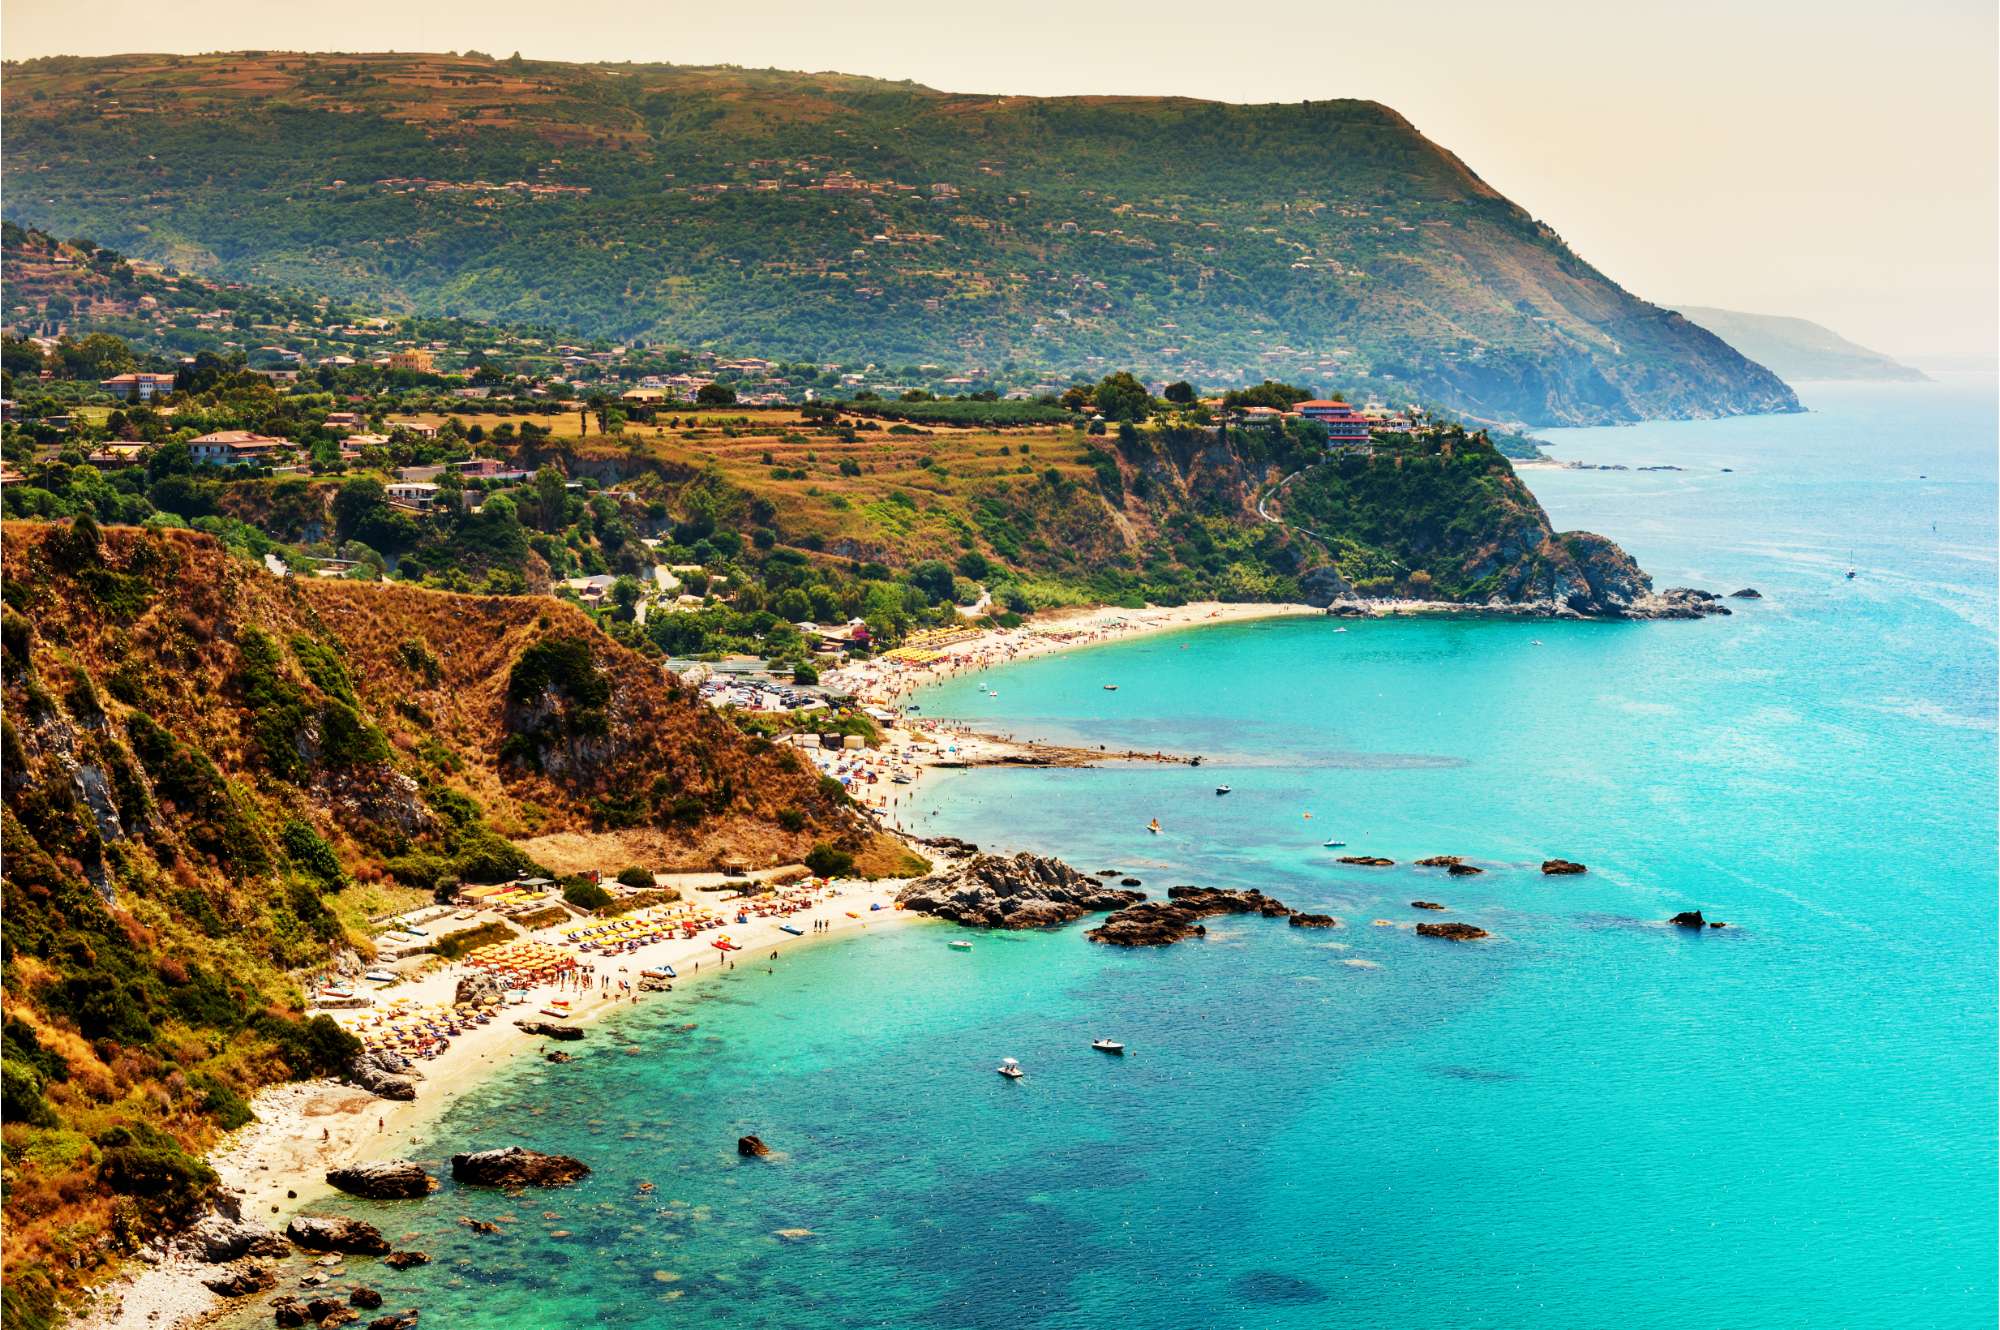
[{"left": 1, "top": 51, "right": 1799, "bottom": 427}]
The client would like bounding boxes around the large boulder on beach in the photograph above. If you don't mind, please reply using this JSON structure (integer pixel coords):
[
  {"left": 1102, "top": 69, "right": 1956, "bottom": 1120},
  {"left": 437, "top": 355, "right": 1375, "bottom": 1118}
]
[
  {"left": 346, "top": 1050, "right": 416, "bottom": 1102},
  {"left": 285, "top": 1216, "right": 390, "bottom": 1256},
  {"left": 201, "top": 1263, "right": 276, "bottom": 1297},
  {"left": 450, "top": 1146, "right": 591, "bottom": 1188},
  {"left": 189, "top": 1213, "right": 291, "bottom": 1263},
  {"left": 1540, "top": 859, "right": 1587, "bottom": 875},
  {"left": 326, "top": 1161, "right": 436, "bottom": 1201},
  {"left": 454, "top": 971, "right": 505, "bottom": 1006},
  {"left": 1087, "top": 887, "right": 1293, "bottom": 947},
  {"left": 895, "top": 852, "right": 1142, "bottom": 929},
  {"left": 513, "top": 1019, "right": 585, "bottom": 1041},
  {"left": 1416, "top": 921, "right": 1490, "bottom": 941}
]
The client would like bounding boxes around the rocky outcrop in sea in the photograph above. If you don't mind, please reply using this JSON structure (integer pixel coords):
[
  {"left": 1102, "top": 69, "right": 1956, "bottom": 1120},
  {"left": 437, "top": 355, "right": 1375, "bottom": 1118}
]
[
  {"left": 1086, "top": 887, "right": 1293, "bottom": 946},
  {"left": 326, "top": 1161, "right": 436, "bottom": 1200},
  {"left": 285, "top": 1216, "right": 391, "bottom": 1256},
  {"left": 895, "top": 852, "right": 1143, "bottom": 928},
  {"left": 450, "top": 1146, "right": 591, "bottom": 1188},
  {"left": 1416, "top": 922, "right": 1490, "bottom": 941}
]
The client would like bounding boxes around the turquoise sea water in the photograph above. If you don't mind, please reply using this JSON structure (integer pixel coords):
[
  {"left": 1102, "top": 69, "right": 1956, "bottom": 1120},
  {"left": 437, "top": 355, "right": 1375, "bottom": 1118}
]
[{"left": 264, "top": 377, "right": 1996, "bottom": 1329}]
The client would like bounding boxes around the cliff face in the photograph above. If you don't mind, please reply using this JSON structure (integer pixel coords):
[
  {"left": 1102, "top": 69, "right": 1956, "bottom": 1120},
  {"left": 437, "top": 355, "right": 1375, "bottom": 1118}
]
[
  {"left": 0, "top": 522, "right": 862, "bottom": 1317},
  {"left": 1, "top": 52, "right": 1798, "bottom": 425}
]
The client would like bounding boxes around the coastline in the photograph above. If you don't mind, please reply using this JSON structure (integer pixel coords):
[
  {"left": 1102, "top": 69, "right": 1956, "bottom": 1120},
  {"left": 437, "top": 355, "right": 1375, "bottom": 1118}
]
[
  {"left": 81, "top": 591, "right": 1590, "bottom": 1329},
  {"left": 74, "top": 881, "right": 921, "bottom": 1330}
]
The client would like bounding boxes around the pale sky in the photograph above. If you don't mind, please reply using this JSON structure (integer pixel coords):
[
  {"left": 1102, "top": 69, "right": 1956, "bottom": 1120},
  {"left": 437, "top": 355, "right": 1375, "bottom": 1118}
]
[{"left": 4, "top": 0, "right": 1995, "bottom": 359}]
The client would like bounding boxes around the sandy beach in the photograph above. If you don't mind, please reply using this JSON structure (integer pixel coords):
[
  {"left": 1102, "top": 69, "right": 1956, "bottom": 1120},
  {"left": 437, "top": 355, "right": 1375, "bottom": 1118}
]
[
  {"left": 74, "top": 879, "right": 918, "bottom": 1330},
  {"left": 75, "top": 600, "right": 1316, "bottom": 1330}
]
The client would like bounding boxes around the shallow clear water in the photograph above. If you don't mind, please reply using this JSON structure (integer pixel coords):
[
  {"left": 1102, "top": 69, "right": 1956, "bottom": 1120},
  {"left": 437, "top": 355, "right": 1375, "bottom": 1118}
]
[{"left": 260, "top": 378, "right": 1996, "bottom": 1329}]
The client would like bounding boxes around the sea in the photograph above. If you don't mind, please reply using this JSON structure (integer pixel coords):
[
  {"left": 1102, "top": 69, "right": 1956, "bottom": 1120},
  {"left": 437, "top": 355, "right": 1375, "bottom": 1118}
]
[{"left": 255, "top": 376, "right": 1997, "bottom": 1330}]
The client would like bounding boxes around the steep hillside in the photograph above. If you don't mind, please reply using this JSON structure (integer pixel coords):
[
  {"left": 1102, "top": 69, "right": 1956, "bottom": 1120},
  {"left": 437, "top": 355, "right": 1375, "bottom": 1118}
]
[
  {"left": 0, "top": 522, "right": 876, "bottom": 1322},
  {"left": 0, "top": 51, "right": 1798, "bottom": 427},
  {"left": 1675, "top": 306, "right": 1928, "bottom": 383}
]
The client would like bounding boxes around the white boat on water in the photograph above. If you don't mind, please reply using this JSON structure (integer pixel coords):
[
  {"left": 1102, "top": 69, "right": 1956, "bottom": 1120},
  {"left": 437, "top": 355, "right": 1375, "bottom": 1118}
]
[
  {"left": 1215, "top": 785, "right": 1232, "bottom": 795},
  {"left": 1323, "top": 839, "right": 1347, "bottom": 848},
  {"left": 997, "top": 1057, "right": 1023, "bottom": 1079},
  {"left": 1091, "top": 1039, "right": 1126, "bottom": 1055},
  {"left": 1103, "top": 684, "right": 1119, "bottom": 691},
  {"left": 949, "top": 939, "right": 973, "bottom": 952}
]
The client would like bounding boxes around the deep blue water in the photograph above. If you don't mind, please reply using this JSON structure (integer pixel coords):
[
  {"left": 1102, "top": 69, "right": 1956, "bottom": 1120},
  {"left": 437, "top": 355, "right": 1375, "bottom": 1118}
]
[{"left": 264, "top": 378, "right": 1996, "bottom": 1329}]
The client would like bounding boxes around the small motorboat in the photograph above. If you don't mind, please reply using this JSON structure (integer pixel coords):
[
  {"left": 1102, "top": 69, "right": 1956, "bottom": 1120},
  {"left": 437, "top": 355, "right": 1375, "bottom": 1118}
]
[
  {"left": 1091, "top": 1039, "right": 1125, "bottom": 1055},
  {"left": 1215, "top": 785, "right": 1232, "bottom": 795},
  {"left": 997, "top": 1058, "right": 1023, "bottom": 1079},
  {"left": 1845, "top": 569, "right": 1857, "bottom": 580},
  {"left": 1147, "top": 818, "right": 1162, "bottom": 834},
  {"left": 779, "top": 924, "right": 805, "bottom": 936},
  {"left": 949, "top": 939, "right": 973, "bottom": 952},
  {"left": 364, "top": 970, "right": 397, "bottom": 984},
  {"left": 1103, "top": 684, "right": 1119, "bottom": 691},
  {"left": 1322, "top": 839, "right": 1347, "bottom": 848}
]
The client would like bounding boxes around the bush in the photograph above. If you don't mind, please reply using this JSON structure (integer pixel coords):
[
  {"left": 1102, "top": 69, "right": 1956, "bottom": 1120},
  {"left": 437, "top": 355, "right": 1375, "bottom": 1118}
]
[
  {"left": 804, "top": 844, "right": 854, "bottom": 878},
  {"left": 95, "top": 1123, "right": 217, "bottom": 1218},
  {"left": 792, "top": 662, "right": 819, "bottom": 685},
  {"left": 562, "top": 877, "right": 614, "bottom": 911},
  {"left": 615, "top": 865, "right": 654, "bottom": 889}
]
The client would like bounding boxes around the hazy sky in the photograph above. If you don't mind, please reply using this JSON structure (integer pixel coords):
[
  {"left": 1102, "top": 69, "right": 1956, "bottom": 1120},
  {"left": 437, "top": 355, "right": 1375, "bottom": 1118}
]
[{"left": 5, "top": 0, "right": 1995, "bottom": 359}]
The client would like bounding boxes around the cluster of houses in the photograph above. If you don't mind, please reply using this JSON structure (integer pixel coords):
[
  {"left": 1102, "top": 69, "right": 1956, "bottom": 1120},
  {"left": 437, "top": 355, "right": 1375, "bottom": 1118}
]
[{"left": 1227, "top": 398, "right": 1415, "bottom": 443}]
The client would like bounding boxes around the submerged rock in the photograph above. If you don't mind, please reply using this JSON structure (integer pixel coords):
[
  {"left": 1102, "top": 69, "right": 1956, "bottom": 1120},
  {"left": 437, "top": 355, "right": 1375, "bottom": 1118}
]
[
  {"left": 1287, "top": 912, "right": 1341, "bottom": 928},
  {"left": 1416, "top": 922, "right": 1490, "bottom": 941},
  {"left": 350, "top": 1287, "right": 384, "bottom": 1310},
  {"left": 285, "top": 1216, "right": 390, "bottom": 1256},
  {"left": 895, "top": 852, "right": 1142, "bottom": 928},
  {"left": 1411, "top": 901, "right": 1447, "bottom": 911},
  {"left": 737, "top": 1135, "right": 772, "bottom": 1158},
  {"left": 1729, "top": 587, "right": 1762, "bottom": 599},
  {"left": 382, "top": 1251, "right": 431, "bottom": 1270},
  {"left": 1336, "top": 856, "right": 1395, "bottom": 867},
  {"left": 545, "top": 1050, "right": 574, "bottom": 1063},
  {"left": 450, "top": 1146, "right": 590, "bottom": 1188},
  {"left": 1540, "top": 858, "right": 1587, "bottom": 875},
  {"left": 325, "top": 1161, "right": 435, "bottom": 1201}
]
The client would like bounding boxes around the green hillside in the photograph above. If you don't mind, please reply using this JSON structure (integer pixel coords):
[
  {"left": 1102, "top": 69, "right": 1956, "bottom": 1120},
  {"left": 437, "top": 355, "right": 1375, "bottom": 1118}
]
[{"left": 0, "top": 51, "right": 1798, "bottom": 427}]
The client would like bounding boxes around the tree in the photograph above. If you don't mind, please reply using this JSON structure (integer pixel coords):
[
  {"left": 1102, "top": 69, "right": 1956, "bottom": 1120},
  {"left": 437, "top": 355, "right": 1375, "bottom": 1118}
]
[
  {"left": 955, "top": 550, "right": 990, "bottom": 580},
  {"left": 805, "top": 844, "right": 854, "bottom": 878},
  {"left": 1164, "top": 381, "right": 1196, "bottom": 404},
  {"left": 907, "top": 559, "right": 956, "bottom": 603},
  {"left": 332, "top": 477, "right": 390, "bottom": 543},
  {"left": 534, "top": 465, "right": 569, "bottom": 533},
  {"left": 695, "top": 382, "right": 737, "bottom": 407},
  {"left": 1094, "top": 371, "right": 1152, "bottom": 422},
  {"left": 610, "top": 575, "right": 643, "bottom": 620}
]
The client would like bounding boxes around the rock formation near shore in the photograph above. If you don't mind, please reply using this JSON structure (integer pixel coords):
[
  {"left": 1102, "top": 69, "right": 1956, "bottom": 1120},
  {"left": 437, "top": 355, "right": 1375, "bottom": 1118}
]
[
  {"left": 1086, "top": 887, "right": 1293, "bottom": 946},
  {"left": 450, "top": 1146, "right": 591, "bottom": 1188},
  {"left": 1338, "top": 856, "right": 1396, "bottom": 867},
  {"left": 1416, "top": 921, "right": 1490, "bottom": 941},
  {"left": 188, "top": 1213, "right": 290, "bottom": 1263},
  {"left": 285, "top": 1216, "right": 391, "bottom": 1256},
  {"left": 895, "top": 852, "right": 1143, "bottom": 928},
  {"left": 1669, "top": 911, "right": 1728, "bottom": 929},
  {"left": 1541, "top": 859, "right": 1587, "bottom": 875},
  {"left": 1288, "top": 913, "right": 1341, "bottom": 928},
  {"left": 346, "top": 1050, "right": 418, "bottom": 1101},
  {"left": 326, "top": 1161, "right": 437, "bottom": 1200},
  {"left": 514, "top": 1019, "right": 585, "bottom": 1040},
  {"left": 738, "top": 1135, "right": 772, "bottom": 1157}
]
